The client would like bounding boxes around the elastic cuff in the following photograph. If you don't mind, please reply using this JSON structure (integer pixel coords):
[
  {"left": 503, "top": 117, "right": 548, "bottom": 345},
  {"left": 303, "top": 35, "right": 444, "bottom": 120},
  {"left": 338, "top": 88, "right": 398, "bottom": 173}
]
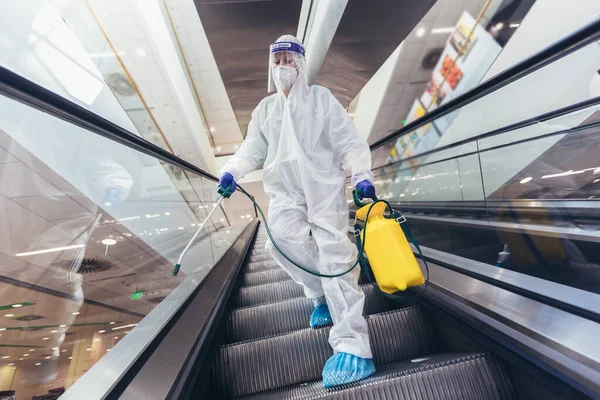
[
  {"left": 351, "top": 172, "right": 373, "bottom": 187},
  {"left": 311, "top": 296, "right": 326, "bottom": 307}
]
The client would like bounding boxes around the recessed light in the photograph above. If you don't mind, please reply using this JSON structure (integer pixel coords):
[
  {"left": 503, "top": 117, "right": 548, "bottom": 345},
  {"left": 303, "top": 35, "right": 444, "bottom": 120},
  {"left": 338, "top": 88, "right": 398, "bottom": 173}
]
[
  {"left": 18, "top": 358, "right": 23, "bottom": 361},
  {"left": 110, "top": 322, "right": 116, "bottom": 325},
  {"left": 210, "top": 127, "right": 216, "bottom": 133},
  {"left": 106, "top": 349, "right": 111, "bottom": 352},
  {"left": 7, "top": 363, "right": 13, "bottom": 366},
  {"left": 86, "top": 348, "right": 92, "bottom": 352},
  {"left": 135, "top": 47, "right": 146, "bottom": 57},
  {"left": 520, "top": 177, "right": 532, "bottom": 184},
  {"left": 52, "top": 347, "right": 58, "bottom": 350},
  {"left": 23, "top": 354, "right": 29, "bottom": 357},
  {"left": 72, "top": 312, "right": 80, "bottom": 316},
  {"left": 61, "top": 350, "right": 66, "bottom": 353},
  {"left": 51, "top": 330, "right": 57, "bottom": 333},
  {"left": 101, "top": 239, "right": 117, "bottom": 246},
  {"left": 28, "top": 349, "right": 34, "bottom": 352},
  {"left": 42, "top": 338, "right": 49, "bottom": 341},
  {"left": 98, "top": 330, "right": 105, "bottom": 333},
  {"left": 35, "top": 362, "right": 41, "bottom": 366},
  {"left": 0, "top": 328, "right": 6, "bottom": 332},
  {"left": 216, "top": 146, "right": 222, "bottom": 152},
  {"left": 68, "top": 356, "right": 73, "bottom": 360},
  {"left": 164, "top": 212, "right": 170, "bottom": 216},
  {"left": 45, "top": 356, "right": 50, "bottom": 360},
  {"left": 59, "top": 325, "right": 67, "bottom": 328},
  {"left": 5, "top": 314, "right": 14, "bottom": 318},
  {"left": 416, "top": 27, "right": 426, "bottom": 37},
  {"left": 114, "top": 337, "right": 118, "bottom": 340},
  {"left": 95, "top": 339, "right": 100, "bottom": 342},
  {"left": 2, "top": 356, "right": 9, "bottom": 359},
  {"left": 11, "top": 304, "right": 23, "bottom": 308},
  {"left": 431, "top": 27, "right": 454, "bottom": 35}
]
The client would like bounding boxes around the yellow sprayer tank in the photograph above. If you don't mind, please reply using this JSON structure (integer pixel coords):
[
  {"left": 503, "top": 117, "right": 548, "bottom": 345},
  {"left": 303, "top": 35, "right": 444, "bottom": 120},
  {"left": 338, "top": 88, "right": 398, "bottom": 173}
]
[{"left": 356, "top": 202, "right": 425, "bottom": 293}]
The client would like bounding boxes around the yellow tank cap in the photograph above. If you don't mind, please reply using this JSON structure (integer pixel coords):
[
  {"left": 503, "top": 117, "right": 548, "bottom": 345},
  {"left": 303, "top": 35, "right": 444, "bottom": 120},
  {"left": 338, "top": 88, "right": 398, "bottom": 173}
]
[{"left": 356, "top": 202, "right": 386, "bottom": 221}]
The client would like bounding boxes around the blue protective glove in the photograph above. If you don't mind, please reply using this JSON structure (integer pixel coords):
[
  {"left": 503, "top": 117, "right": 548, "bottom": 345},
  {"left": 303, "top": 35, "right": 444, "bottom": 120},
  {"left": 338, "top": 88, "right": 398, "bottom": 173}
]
[
  {"left": 322, "top": 352, "right": 376, "bottom": 388},
  {"left": 218, "top": 172, "right": 236, "bottom": 198},
  {"left": 310, "top": 303, "right": 332, "bottom": 328},
  {"left": 356, "top": 180, "right": 376, "bottom": 200}
]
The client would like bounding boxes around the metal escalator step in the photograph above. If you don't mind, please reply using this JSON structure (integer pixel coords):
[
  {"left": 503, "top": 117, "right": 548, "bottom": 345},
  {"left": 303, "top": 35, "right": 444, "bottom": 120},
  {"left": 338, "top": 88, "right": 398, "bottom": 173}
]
[
  {"left": 245, "top": 260, "right": 280, "bottom": 274},
  {"left": 216, "top": 307, "right": 438, "bottom": 398},
  {"left": 234, "top": 280, "right": 304, "bottom": 308},
  {"left": 237, "top": 352, "right": 515, "bottom": 400},
  {"left": 227, "top": 285, "right": 397, "bottom": 342},
  {"left": 249, "top": 253, "right": 273, "bottom": 263},
  {"left": 242, "top": 268, "right": 290, "bottom": 287}
]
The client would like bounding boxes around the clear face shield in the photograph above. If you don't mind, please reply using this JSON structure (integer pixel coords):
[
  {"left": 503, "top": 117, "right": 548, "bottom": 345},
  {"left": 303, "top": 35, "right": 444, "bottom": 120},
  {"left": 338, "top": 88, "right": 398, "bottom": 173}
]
[{"left": 268, "top": 41, "right": 306, "bottom": 93}]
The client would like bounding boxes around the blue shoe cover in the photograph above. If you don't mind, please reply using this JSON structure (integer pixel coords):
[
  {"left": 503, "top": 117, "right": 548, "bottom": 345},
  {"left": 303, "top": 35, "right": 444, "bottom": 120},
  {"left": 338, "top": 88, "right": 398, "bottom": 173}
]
[
  {"left": 322, "top": 352, "right": 376, "bottom": 388},
  {"left": 309, "top": 303, "right": 332, "bottom": 328}
]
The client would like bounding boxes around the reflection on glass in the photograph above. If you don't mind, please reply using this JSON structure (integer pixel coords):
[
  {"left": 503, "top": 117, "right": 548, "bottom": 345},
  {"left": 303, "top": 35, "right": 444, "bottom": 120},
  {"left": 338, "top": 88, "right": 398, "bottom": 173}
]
[
  {"left": 0, "top": 93, "right": 244, "bottom": 397},
  {"left": 365, "top": 0, "right": 536, "bottom": 169}
]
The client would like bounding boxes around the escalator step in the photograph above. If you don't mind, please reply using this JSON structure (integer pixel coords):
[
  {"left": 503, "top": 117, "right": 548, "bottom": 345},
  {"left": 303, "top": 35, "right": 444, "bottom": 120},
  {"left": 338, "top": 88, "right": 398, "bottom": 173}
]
[
  {"left": 242, "top": 268, "right": 290, "bottom": 287},
  {"left": 245, "top": 260, "right": 280, "bottom": 274},
  {"left": 249, "top": 253, "right": 272, "bottom": 263},
  {"left": 237, "top": 352, "right": 515, "bottom": 400},
  {"left": 216, "top": 307, "right": 438, "bottom": 398},
  {"left": 227, "top": 284, "right": 397, "bottom": 343},
  {"left": 235, "top": 280, "right": 304, "bottom": 308}
]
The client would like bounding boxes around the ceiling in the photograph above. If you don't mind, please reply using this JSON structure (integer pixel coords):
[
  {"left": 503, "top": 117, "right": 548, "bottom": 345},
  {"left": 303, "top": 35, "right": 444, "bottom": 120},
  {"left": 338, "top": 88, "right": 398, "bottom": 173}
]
[{"left": 316, "top": 0, "right": 437, "bottom": 107}]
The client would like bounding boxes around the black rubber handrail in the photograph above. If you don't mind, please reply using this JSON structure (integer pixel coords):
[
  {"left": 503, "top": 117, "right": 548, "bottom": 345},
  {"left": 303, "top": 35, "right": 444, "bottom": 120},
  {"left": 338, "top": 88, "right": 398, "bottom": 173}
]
[
  {"left": 0, "top": 66, "right": 219, "bottom": 183},
  {"left": 370, "top": 18, "right": 600, "bottom": 151}
]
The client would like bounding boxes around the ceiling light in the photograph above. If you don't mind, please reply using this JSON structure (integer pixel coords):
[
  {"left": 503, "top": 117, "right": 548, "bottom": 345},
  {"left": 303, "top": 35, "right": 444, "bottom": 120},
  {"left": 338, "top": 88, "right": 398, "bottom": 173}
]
[
  {"left": 593, "top": 179, "right": 600, "bottom": 184},
  {"left": 7, "top": 363, "right": 13, "bottom": 366},
  {"left": 61, "top": 350, "right": 66, "bottom": 353},
  {"left": 145, "top": 214, "right": 160, "bottom": 219},
  {"left": 52, "top": 347, "right": 58, "bottom": 350},
  {"left": 18, "top": 358, "right": 23, "bottom": 361},
  {"left": 15, "top": 244, "right": 84, "bottom": 257},
  {"left": 234, "top": 144, "right": 239, "bottom": 150},
  {"left": 59, "top": 325, "right": 67, "bottom": 328},
  {"left": 110, "top": 322, "right": 116, "bottom": 325},
  {"left": 431, "top": 27, "right": 454, "bottom": 35},
  {"left": 95, "top": 339, "right": 100, "bottom": 342},
  {"left": 135, "top": 47, "right": 146, "bottom": 57},
  {"left": 28, "top": 349, "right": 34, "bottom": 352},
  {"left": 86, "top": 348, "right": 92, "bottom": 352},
  {"left": 11, "top": 304, "right": 23, "bottom": 308},
  {"left": 220, "top": 218, "right": 225, "bottom": 222},
  {"left": 509, "top": 22, "right": 520, "bottom": 28},
  {"left": 240, "top": 216, "right": 245, "bottom": 219},
  {"left": 42, "top": 338, "right": 49, "bottom": 341},
  {"left": 2, "top": 356, "right": 9, "bottom": 359},
  {"left": 164, "top": 212, "right": 170, "bottom": 216},
  {"left": 106, "top": 349, "right": 111, "bottom": 352},
  {"left": 98, "top": 330, "right": 105, "bottom": 333},
  {"left": 45, "top": 356, "right": 51, "bottom": 359},
  {"left": 520, "top": 177, "right": 532, "bottom": 184},
  {"left": 23, "top": 354, "right": 29, "bottom": 357},
  {"left": 0, "top": 329, "right": 5, "bottom": 332},
  {"left": 494, "top": 22, "right": 504, "bottom": 30},
  {"left": 245, "top": 214, "right": 251, "bottom": 218},
  {"left": 35, "top": 362, "right": 41, "bottom": 366},
  {"left": 51, "top": 330, "right": 57, "bottom": 333},
  {"left": 124, "top": 233, "right": 132, "bottom": 237},
  {"left": 72, "top": 312, "right": 80, "bottom": 316},
  {"left": 416, "top": 27, "right": 426, "bottom": 37},
  {"left": 112, "top": 323, "right": 137, "bottom": 331},
  {"left": 114, "top": 336, "right": 119, "bottom": 340},
  {"left": 68, "top": 357, "right": 73, "bottom": 360},
  {"left": 191, "top": 223, "right": 196, "bottom": 227},
  {"left": 226, "top": 230, "right": 231, "bottom": 234},
  {"left": 210, "top": 127, "right": 216, "bottom": 133},
  {"left": 104, "top": 201, "right": 113, "bottom": 207},
  {"left": 178, "top": 226, "right": 184, "bottom": 230},
  {"left": 4, "top": 314, "right": 14, "bottom": 318},
  {"left": 124, "top": 331, "right": 130, "bottom": 334},
  {"left": 216, "top": 146, "right": 222, "bottom": 152}
]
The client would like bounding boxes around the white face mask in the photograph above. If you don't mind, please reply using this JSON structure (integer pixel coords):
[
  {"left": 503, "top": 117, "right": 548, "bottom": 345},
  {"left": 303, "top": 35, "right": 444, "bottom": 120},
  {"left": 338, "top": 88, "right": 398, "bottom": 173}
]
[{"left": 272, "top": 66, "right": 298, "bottom": 90}]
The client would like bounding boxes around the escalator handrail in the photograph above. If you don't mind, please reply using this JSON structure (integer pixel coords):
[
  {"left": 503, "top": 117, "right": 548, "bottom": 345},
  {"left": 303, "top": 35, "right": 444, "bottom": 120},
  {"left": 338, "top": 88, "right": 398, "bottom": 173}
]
[
  {"left": 0, "top": 66, "right": 219, "bottom": 183},
  {"left": 369, "top": 18, "right": 600, "bottom": 151}
]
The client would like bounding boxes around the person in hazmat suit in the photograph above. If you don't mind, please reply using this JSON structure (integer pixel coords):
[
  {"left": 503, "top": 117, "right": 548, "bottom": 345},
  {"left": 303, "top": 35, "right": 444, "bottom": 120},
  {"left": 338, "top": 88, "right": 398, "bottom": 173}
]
[{"left": 218, "top": 34, "right": 377, "bottom": 387}]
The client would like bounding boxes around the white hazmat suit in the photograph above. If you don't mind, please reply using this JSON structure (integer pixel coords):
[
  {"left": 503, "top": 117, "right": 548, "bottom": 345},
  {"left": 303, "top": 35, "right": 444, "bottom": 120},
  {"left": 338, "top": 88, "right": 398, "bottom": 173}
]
[{"left": 219, "top": 35, "right": 374, "bottom": 360}]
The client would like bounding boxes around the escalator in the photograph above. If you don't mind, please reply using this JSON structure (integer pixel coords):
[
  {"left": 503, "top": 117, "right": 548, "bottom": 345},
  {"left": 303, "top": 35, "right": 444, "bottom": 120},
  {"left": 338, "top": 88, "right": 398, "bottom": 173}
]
[{"left": 209, "top": 227, "right": 516, "bottom": 399}]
